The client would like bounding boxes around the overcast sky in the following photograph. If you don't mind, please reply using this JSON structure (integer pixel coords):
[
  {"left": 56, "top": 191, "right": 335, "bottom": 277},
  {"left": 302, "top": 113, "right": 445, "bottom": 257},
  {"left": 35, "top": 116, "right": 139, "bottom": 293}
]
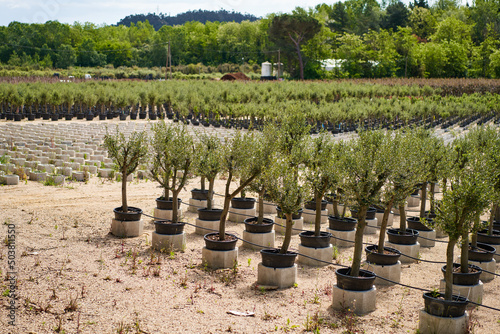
[{"left": 0, "top": 0, "right": 329, "bottom": 26}]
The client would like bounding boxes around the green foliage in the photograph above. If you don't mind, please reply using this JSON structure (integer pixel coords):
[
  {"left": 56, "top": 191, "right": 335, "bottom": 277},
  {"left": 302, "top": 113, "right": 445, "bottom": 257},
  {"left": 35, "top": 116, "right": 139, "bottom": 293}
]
[
  {"left": 103, "top": 126, "right": 148, "bottom": 211},
  {"left": 150, "top": 122, "right": 193, "bottom": 222},
  {"left": 268, "top": 10, "right": 321, "bottom": 79}
]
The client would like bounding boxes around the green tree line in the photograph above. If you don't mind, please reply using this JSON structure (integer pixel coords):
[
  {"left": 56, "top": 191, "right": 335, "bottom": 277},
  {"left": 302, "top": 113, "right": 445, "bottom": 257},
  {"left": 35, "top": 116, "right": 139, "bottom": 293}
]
[{"left": 0, "top": 0, "right": 499, "bottom": 79}]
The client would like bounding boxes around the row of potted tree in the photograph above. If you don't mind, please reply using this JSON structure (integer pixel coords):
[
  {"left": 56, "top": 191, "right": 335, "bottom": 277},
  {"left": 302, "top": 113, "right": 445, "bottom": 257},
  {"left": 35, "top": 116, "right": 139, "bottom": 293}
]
[{"left": 102, "top": 118, "right": 500, "bottom": 326}]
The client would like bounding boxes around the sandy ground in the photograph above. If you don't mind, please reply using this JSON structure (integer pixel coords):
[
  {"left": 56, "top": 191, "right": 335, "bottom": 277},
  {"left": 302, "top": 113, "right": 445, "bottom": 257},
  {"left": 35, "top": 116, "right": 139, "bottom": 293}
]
[{"left": 0, "top": 174, "right": 499, "bottom": 334}]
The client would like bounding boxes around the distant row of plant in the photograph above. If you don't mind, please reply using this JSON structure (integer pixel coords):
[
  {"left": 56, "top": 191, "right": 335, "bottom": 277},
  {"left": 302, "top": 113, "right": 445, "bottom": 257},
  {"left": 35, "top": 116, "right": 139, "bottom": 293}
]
[{"left": 1, "top": 80, "right": 499, "bottom": 124}]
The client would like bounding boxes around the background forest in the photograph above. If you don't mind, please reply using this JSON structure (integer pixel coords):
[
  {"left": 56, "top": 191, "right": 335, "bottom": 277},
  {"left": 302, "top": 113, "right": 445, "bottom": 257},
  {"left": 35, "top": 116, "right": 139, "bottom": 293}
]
[{"left": 0, "top": 0, "right": 499, "bottom": 79}]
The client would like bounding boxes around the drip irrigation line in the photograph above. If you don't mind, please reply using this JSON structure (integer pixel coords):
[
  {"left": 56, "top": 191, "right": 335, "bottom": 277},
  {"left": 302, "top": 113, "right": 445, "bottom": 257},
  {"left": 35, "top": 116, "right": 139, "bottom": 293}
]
[
  {"left": 137, "top": 211, "right": 500, "bottom": 312},
  {"left": 480, "top": 268, "right": 500, "bottom": 277}
]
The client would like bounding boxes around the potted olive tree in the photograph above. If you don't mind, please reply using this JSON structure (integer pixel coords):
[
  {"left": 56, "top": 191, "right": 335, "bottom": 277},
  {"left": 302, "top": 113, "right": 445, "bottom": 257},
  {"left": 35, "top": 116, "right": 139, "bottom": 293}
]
[
  {"left": 261, "top": 154, "right": 308, "bottom": 268},
  {"left": 193, "top": 133, "right": 223, "bottom": 221},
  {"left": 422, "top": 132, "right": 491, "bottom": 323},
  {"left": 150, "top": 121, "right": 193, "bottom": 234},
  {"left": 202, "top": 131, "right": 270, "bottom": 269},
  {"left": 474, "top": 127, "right": 500, "bottom": 250},
  {"left": 332, "top": 130, "right": 392, "bottom": 314},
  {"left": 382, "top": 129, "right": 429, "bottom": 256},
  {"left": 298, "top": 132, "right": 339, "bottom": 264},
  {"left": 204, "top": 131, "right": 269, "bottom": 244},
  {"left": 103, "top": 126, "right": 148, "bottom": 236}
]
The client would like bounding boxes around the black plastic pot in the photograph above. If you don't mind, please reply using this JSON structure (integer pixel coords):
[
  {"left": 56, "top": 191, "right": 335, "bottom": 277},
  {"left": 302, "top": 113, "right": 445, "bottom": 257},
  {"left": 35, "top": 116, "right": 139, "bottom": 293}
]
[
  {"left": 260, "top": 248, "right": 297, "bottom": 268},
  {"left": 299, "top": 231, "right": 331, "bottom": 248},
  {"left": 204, "top": 233, "right": 238, "bottom": 251},
  {"left": 139, "top": 112, "right": 147, "bottom": 119},
  {"left": 335, "top": 267, "right": 376, "bottom": 291},
  {"left": 468, "top": 242, "right": 496, "bottom": 262},
  {"left": 423, "top": 292, "right": 468, "bottom": 318},
  {"left": 86, "top": 113, "right": 94, "bottom": 121},
  {"left": 328, "top": 216, "right": 357, "bottom": 231},
  {"left": 365, "top": 245, "right": 401, "bottom": 265},
  {"left": 244, "top": 217, "right": 273, "bottom": 233},
  {"left": 387, "top": 228, "right": 419, "bottom": 245},
  {"left": 424, "top": 210, "right": 437, "bottom": 219},
  {"left": 304, "top": 200, "right": 328, "bottom": 211},
  {"left": 130, "top": 113, "right": 137, "bottom": 120},
  {"left": 156, "top": 197, "right": 181, "bottom": 210},
  {"left": 477, "top": 229, "right": 500, "bottom": 245},
  {"left": 154, "top": 221, "right": 185, "bottom": 235},
  {"left": 198, "top": 208, "right": 223, "bottom": 221},
  {"left": 119, "top": 114, "right": 127, "bottom": 121},
  {"left": 191, "top": 188, "right": 210, "bottom": 200},
  {"left": 113, "top": 206, "right": 143, "bottom": 221},
  {"left": 231, "top": 197, "right": 256, "bottom": 209},
  {"left": 276, "top": 207, "right": 303, "bottom": 219},
  {"left": 406, "top": 216, "right": 434, "bottom": 232},
  {"left": 441, "top": 263, "right": 482, "bottom": 286},
  {"left": 350, "top": 207, "right": 376, "bottom": 220}
]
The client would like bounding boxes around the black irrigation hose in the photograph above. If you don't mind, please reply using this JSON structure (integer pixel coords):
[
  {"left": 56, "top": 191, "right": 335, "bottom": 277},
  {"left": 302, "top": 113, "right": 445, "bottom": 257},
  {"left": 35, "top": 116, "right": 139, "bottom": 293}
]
[
  {"left": 139, "top": 213, "right": 500, "bottom": 312},
  {"left": 212, "top": 193, "right": 453, "bottom": 245}
]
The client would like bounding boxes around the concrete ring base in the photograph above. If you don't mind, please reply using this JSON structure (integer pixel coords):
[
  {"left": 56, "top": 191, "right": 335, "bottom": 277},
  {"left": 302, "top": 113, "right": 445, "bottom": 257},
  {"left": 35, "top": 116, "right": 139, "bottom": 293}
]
[
  {"left": 386, "top": 241, "right": 420, "bottom": 264},
  {"left": 417, "top": 229, "right": 436, "bottom": 248},
  {"left": 110, "top": 219, "right": 143, "bottom": 238},
  {"left": 201, "top": 247, "right": 238, "bottom": 269},
  {"left": 435, "top": 227, "right": 447, "bottom": 238},
  {"left": 302, "top": 208, "right": 328, "bottom": 224},
  {"left": 419, "top": 309, "right": 469, "bottom": 334},
  {"left": 188, "top": 198, "right": 206, "bottom": 213},
  {"left": 456, "top": 257, "right": 496, "bottom": 282},
  {"left": 228, "top": 207, "right": 256, "bottom": 223},
  {"left": 362, "top": 261, "right": 401, "bottom": 285},
  {"left": 242, "top": 230, "right": 275, "bottom": 250},
  {"left": 407, "top": 195, "right": 420, "bottom": 207},
  {"left": 153, "top": 208, "right": 183, "bottom": 221},
  {"left": 327, "top": 228, "right": 355, "bottom": 248},
  {"left": 298, "top": 244, "right": 333, "bottom": 266},
  {"left": 0, "top": 174, "right": 19, "bottom": 185},
  {"left": 152, "top": 231, "right": 186, "bottom": 252},
  {"left": 195, "top": 218, "right": 219, "bottom": 235},
  {"left": 274, "top": 217, "right": 303, "bottom": 235},
  {"left": 489, "top": 243, "right": 500, "bottom": 262},
  {"left": 375, "top": 211, "right": 393, "bottom": 227},
  {"left": 257, "top": 263, "right": 297, "bottom": 289},
  {"left": 439, "top": 279, "right": 483, "bottom": 308},
  {"left": 364, "top": 218, "right": 378, "bottom": 235},
  {"left": 332, "top": 285, "right": 376, "bottom": 315}
]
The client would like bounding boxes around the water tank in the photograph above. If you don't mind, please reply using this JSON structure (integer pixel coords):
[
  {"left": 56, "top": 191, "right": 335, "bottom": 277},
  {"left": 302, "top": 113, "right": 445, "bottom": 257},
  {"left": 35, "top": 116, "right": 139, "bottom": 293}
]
[{"left": 261, "top": 62, "right": 272, "bottom": 77}]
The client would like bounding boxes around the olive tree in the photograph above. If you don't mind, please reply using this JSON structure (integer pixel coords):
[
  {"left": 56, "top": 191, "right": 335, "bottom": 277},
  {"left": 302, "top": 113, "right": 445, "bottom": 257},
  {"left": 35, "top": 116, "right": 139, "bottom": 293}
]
[
  {"left": 103, "top": 126, "right": 149, "bottom": 213},
  {"left": 193, "top": 133, "right": 222, "bottom": 210},
  {"left": 150, "top": 122, "right": 194, "bottom": 223},
  {"left": 435, "top": 132, "right": 491, "bottom": 299},
  {"left": 340, "top": 130, "right": 393, "bottom": 277},
  {"left": 217, "top": 131, "right": 271, "bottom": 240},
  {"left": 304, "top": 132, "right": 341, "bottom": 236}
]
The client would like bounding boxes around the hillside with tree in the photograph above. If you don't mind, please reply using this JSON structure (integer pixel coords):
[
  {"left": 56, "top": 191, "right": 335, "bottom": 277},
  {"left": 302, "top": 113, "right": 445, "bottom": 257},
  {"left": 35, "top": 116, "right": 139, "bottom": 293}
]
[
  {"left": 0, "top": 1, "right": 500, "bottom": 79},
  {"left": 116, "top": 10, "right": 259, "bottom": 30}
]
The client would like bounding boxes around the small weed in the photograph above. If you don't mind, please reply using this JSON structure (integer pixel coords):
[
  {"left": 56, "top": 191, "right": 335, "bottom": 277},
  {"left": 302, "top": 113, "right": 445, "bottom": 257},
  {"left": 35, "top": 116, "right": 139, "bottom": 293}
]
[
  {"left": 247, "top": 258, "right": 251, "bottom": 266},
  {"left": 281, "top": 318, "right": 299, "bottom": 333},
  {"left": 64, "top": 294, "right": 78, "bottom": 312},
  {"left": 54, "top": 315, "right": 64, "bottom": 333},
  {"left": 304, "top": 311, "right": 324, "bottom": 332},
  {"left": 262, "top": 310, "right": 280, "bottom": 321}
]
